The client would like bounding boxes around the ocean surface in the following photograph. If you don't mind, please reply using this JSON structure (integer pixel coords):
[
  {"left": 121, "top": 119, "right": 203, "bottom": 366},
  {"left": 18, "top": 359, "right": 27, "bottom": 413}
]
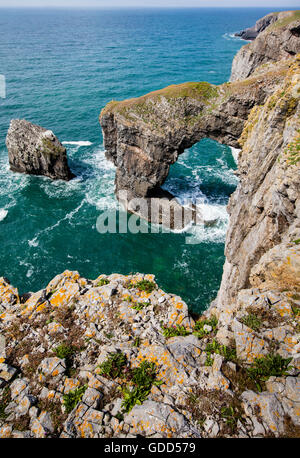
[{"left": 0, "top": 7, "right": 288, "bottom": 313}]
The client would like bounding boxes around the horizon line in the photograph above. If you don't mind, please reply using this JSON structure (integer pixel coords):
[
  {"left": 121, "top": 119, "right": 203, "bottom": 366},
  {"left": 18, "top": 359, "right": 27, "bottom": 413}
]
[{"left": 0, "top": 6, "right": 298, "bottom": 9}]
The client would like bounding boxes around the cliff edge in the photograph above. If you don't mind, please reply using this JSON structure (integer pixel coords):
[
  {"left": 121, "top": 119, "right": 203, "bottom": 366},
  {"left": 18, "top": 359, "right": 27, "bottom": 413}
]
[{"left": 230, "top": 10, "right": 300, "bottom": 81}]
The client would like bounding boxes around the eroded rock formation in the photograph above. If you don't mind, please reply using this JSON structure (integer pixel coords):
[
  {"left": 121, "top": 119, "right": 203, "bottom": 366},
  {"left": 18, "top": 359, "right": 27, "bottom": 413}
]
[
  {"left": 100, "top": 72, "right": 285, "bottom": 211},
  {"left": 6, "top": 119, "right": 74, "bottom": 181},
  {"left": 211, "top": 56, "right": 300, "bottom": 322},
  {"left": 235, "top": 11, "right": 279, "bottom": 41},
  {"left": 230, "top": 10, "right": 300, "bottom": 82}
]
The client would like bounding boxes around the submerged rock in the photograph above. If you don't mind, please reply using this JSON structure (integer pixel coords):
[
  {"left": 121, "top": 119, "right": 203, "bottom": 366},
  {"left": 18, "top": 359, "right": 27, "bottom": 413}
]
[{"left": 6, "top": 119, "right": 74, "bottom": 181}]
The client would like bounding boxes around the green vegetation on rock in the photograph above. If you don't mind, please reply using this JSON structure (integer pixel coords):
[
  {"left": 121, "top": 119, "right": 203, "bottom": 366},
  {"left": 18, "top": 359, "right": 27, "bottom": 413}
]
[
  {"left": 241, "top": 313, "right": 262, "bottom": 332},
  {"left": 247, "top": 354, "right": 293, "bottom": 392},
  {"left": 161, "top": 324, "right": 191, "bottom": 338},
  {"left": 128, "top": 279, "right": 156, "bottom": 293},
  {"left": 98, "top": 351, "right": 128, "bottom": 379},
  {"left": 205, "top": 339, "right": 237, "bottom": 365},
  {"left": 121, "top": 360, "right": 162, "bottom": 413},
  {"left": 63, "top": 385, "right": 87, "bottom": 413}
]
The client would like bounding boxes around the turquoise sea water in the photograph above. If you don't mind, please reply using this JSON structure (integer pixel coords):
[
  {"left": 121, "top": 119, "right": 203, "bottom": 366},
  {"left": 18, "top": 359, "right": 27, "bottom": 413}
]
[{"left": 0, "top": 8, "right": 288, "bottom": 313}]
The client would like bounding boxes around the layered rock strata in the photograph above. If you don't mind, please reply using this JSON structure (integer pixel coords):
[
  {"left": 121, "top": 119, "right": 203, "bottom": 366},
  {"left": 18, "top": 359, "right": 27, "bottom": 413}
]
[
  {"left": 234, "top": 12, "right": 279, "bottom": 41},
  {"left": 6, "top": 119, "right": 74, "bottom": 181},
  {"left": 231, "top": 10, "right": 300, "bottom": 81}
]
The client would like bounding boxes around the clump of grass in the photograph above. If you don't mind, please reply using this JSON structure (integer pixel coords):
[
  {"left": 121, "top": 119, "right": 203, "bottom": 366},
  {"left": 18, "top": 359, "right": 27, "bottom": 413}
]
[
  {"left": 205, "top": 339, "right": 237, "bottom": 366},
  {"left": 97, "top": 278, "right": 110, "bottom": 287},
  {"left": 0, "top": 386, "right": 11, "bottom": 420},
  {"left": 220, "top": 405, "right": 241, "bottom": 431},
  {"left": 128, "top": 280, "right": 156, "bottom": 294},
  {"left": 63, "top": 385, "right": 87, "bottom": 413},
  {"left": 193, "top": 315, "right": 218, "bottom": 339},
  {"left": 54, "top": 343, "right": 77, "bottom": 360},
  {"left": 133, "top": 337, "right": 140, "bottom": 348},
  {"left": 293, "top": 239, "right": 300, "bottom": 245},
  {"left": 161, "top": 324, "right": 191, "bottom": 338},
  {"left": 98, "top": 351, "right": 128, "bottom": 379},
  {"left": 240, "top": 313, "right": 262, "bottom": 332},
  {"left": 292, "top": 305, "right": 300, "bottom": 317},
  {"left": 247, "top": 354, "right": 293, "bottom": 392},
  {"left": 131, "top": 302, "right": 149, "bottom": 311},
  {"left": 121, "top": 360, "right": 162, "bottom": 413}
]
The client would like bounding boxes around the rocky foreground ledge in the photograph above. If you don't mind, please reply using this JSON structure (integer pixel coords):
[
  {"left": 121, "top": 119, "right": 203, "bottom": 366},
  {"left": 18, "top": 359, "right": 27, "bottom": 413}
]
[{"left": 0, "top": 270, "right": 300, "bottom": 438}]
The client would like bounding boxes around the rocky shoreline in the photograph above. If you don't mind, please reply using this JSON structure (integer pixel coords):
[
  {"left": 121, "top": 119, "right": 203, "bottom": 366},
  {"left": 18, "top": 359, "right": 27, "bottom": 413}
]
[
  {"left": 0, "top": 11, "right": 300, "bottom": 438},
  {"left": 0, "top": 271, "right": 299, "bottom": 438}
]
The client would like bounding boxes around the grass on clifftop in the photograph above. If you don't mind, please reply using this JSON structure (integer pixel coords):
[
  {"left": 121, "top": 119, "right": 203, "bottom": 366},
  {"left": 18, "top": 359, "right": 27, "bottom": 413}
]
[
  {"left": 269, "top": 10, "right": 300, "bottom": 30},
  {"left": 101, "top": 81, "right": 219, "bottom": 117}
]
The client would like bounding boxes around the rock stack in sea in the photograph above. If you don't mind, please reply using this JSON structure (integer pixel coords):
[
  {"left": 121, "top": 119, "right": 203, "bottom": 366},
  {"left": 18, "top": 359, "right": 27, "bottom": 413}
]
[{"left": 6, "top": 119, "right": 74, "bottom": 181}]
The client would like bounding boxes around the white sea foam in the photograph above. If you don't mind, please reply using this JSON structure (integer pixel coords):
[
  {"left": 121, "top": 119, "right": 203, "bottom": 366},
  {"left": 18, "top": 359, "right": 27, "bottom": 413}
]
[
  {"left": 0, "top": 209, "right": 8, "bottom": 221},
  {"left": 230, "top": 146, "right": 241, "bottom": 164},
  {"left": 28, "top": 237, "right": 39, "bottom": 247},
  {"left": 222, "top": 32, "right": 251, "bottom": 42},
  {"left": 28, "top": 199, "right": 86, "bottom": 247},
  {"left": 184, "top": 203, "right": 229, "bottom": 244},
  {"left": 62, "top": 141, "right": 93, "bottom": 146}
]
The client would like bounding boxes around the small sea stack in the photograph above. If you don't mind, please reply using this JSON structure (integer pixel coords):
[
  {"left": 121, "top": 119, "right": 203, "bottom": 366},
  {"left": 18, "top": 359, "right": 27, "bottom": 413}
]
[{"left": 6, "top": 119, "right": 74, "bottom": 181}]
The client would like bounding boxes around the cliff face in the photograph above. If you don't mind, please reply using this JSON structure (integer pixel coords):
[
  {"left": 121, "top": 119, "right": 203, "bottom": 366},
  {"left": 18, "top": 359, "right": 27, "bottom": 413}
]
[
  {"left": 235, "top": 12, "right": 279, "bottom": 41},
  {"left": 6, "top": 120, "right": 74, "bottom": 181},
  {"left": 213, "top": 57, "right": 300, "bottom": 323},
  {"left": 230, "top": 10, "right": 300, "bottom": 82}
]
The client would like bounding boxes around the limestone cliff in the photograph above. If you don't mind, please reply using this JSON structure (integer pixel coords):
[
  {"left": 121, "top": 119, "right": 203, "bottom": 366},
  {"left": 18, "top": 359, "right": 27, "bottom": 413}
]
[
  {"left": 6, "top": 119, "right": 74, "bottom": 181},
  {"left": 230, "top": 10, "right": 300, "bottom": 82},
  {"left": 213, "top": 57, "right": 300, "bottom": 323},
  {"left": 234, "top": 12, "right": 279, "bottom": 41}
]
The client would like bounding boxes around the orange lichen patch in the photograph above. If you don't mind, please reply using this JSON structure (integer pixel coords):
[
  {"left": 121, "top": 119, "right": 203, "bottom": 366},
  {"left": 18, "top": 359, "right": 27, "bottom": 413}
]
[
  {"left": 81, "top": 289, "right": 103, "bottom": 306},
  {"left": 136, "top": 345, "right": 188, "bottom": 386},
  {"left": 49, "top": 281, "right": 79, "bottom": 308},
  {"left": 85, "top": 329, "right": 96, "bottom": 338},
  {"left": 138, "top": 291, "right": 152, "bottom": 299},
  {"left": 31, "top": 420, "right": 46, "bottom": 438},
  {"left": 21, "top": 290, "right": 44, "bottom": 316},
  {"left": 0, "top": 357, "right": 5, "bottom": 364},
  {"left": 87, "top": 375, "right": 103, "bottom": 391},
  {"left": 236, "top": 327, "right": 267, "bottom": 363},
  {"left": 264, "top": 330, "right": 273, "bottom": 340},
  {"left": 47, "top": 322, "right": 64, "bottom": 335},
  {"left": 0, "top": 278, "right": 19, "bottom": 306},
  {"left": 144, "top": 274, "right": 155, "bottom": 282},
  {"left": 45, "top": 270, "right": 80, "bottom": 297},
  {"left": 36, "top": 302, "right": 47, "bottom": 313},
  {"left": 281, "top": 334, "right": 298, "bottom": 354},
  {"left": 78, "top": 420, "right": 94, "bottom": 438},
  {"left": 272, "top": 301, "right": 293, "bottom": 318},
  {"left": 0, "top": 425, "right": 12, "bottom": 438}
]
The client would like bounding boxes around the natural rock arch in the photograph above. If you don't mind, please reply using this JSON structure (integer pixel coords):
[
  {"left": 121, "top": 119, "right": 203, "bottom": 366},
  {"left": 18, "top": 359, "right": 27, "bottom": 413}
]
[{"left": 99, "top": 68, "right": 287, "bottom": 223}]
